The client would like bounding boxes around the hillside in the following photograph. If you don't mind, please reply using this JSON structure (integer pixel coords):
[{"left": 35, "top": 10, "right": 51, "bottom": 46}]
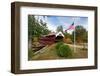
[{"left": 30, "top": 43, "right": 87, "bottom": 60}]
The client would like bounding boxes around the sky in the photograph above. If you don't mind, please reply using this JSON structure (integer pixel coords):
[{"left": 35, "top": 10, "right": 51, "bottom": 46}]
[{"left": 34, "top": 15, "right": 88, "bottom": 33}]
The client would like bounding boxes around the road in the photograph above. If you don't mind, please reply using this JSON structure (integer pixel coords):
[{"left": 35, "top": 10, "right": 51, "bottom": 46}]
[{"left": 66, "top": 43, "right": 88, "bottom": 49}]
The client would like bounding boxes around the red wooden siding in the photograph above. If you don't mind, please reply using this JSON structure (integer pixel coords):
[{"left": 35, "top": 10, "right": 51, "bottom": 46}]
[{"left": 39, "top": 35, "right": 56, "bottom": 46}]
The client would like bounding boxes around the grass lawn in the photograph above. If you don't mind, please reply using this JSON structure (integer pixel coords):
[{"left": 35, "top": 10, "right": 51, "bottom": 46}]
[
  {"left": 72, "top": 48, "right": 88, "bottom": 58},
  {"left": 28, "top": 43, "right": 88, "bottom": 60}
]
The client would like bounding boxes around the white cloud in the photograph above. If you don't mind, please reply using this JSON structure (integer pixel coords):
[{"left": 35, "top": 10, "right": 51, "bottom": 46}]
[
  {"left": 67, "top": 30, "right": 74, "bottom": 34},
  {"left": 47, "top": 23, "right": 56, "bottom": 32}
]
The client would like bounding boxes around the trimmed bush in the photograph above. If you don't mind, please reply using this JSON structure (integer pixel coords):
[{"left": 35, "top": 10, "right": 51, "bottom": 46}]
[
  {"left": 56, "top": 44, "right": 72, "bottom": 58},
  {"left": 56, "top": 42, "right": 63, "bottom": 50}
]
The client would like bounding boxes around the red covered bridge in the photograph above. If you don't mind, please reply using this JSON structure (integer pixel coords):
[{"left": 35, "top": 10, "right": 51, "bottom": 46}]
[{"left": 39, "top": 32, "right": 64, "bottom": 46}]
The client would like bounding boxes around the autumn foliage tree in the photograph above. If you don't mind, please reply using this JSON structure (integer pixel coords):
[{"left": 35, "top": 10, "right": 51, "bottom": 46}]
[{"left": 72, "top": 25, "right": 88, "bottom": 43}]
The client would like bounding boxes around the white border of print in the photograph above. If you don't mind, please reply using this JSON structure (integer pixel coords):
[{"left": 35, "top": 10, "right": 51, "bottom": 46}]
[{"left": 20, "top": 6, "right": 94, "bottom": 70}]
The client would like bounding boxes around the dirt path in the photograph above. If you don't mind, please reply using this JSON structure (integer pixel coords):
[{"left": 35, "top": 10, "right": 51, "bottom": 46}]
[
  {"left": 32, "top": 44, "right": 60, "bottom": 60},
  {"left": 66, "top": 44, "right": 88, "bottom": 49}
]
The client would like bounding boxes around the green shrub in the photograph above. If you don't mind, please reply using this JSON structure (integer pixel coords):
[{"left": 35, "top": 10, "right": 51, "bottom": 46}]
[
  {"left": 56, "top": 42, "right": 63, "bottom": 50},
  {"left": 57, "top": 44, "right": 72, "bottom": 58}
]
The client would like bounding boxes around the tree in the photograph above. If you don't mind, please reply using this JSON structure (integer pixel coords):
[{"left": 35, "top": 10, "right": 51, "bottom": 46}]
[
  {"left": 28, "top": 15, "right": 51, "bottom": 42},
  {"left": 71, "top": 25, "right": 88, "bottom": 43},
  {"left": 63, "top": 32, "right": 73, "bottom": 44},
  {"left": 56, "top": 25, "right": 63, "bottom": 33},
  {"left": 40, "top": 19, "right": 51, "bottom": 35},
  {"left": 28, "top": 15, "right": 35, "bottom": 40},
  {"left": 63, "top": 32, "right": 71, "bottom": 38}
]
